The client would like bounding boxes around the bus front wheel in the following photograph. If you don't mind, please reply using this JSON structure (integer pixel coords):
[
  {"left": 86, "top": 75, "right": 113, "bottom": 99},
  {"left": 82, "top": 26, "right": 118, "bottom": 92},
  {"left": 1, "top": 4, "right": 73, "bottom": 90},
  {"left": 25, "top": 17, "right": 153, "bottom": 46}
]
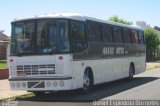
[{"left": 81, "top": 69, "right": 93, "bottom": 93}]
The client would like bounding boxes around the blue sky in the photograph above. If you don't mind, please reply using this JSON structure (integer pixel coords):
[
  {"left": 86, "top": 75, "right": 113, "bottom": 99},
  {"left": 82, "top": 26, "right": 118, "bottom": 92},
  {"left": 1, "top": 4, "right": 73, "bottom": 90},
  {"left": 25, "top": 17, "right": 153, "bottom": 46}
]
[{"left": 0, "top": 0, "right": 160, "bottom": 36}]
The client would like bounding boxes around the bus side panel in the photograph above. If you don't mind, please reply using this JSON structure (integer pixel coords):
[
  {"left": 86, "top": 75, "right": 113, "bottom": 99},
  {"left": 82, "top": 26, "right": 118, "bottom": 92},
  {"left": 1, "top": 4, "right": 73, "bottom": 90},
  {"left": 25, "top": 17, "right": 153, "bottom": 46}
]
[
  {"left": 71, "top": 60, "right": 86, "bottom": 89},
  {"left": 71, "top": 55, "right": 145, "bottom": 88},
  {"left": 134, "top": 56, "right": 146, "bottom": 74},
  {"left": 89, "top": 58, "right": 130, "bottom": 85},
  {"left": 71, "top": 57, "right": 132, "bottom": 88}
]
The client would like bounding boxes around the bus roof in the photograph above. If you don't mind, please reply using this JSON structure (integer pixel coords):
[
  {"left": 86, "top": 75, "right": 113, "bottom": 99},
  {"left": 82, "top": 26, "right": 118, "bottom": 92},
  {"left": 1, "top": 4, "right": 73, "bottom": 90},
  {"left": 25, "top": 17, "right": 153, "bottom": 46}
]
[{"left": 12, "top": 13, "right": 144, "bottom": 31}]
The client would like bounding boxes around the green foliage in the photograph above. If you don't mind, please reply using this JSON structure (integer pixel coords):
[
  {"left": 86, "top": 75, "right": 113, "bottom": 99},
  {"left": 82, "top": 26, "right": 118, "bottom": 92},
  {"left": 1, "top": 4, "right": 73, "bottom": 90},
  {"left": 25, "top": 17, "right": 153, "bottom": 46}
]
[
  {"left": 144, "top": 28, "right": 160, "bottom": 50},
  {"left": 16, "top": 93, "right": 35, "bottom": 99},
  {"left": 109, "top": 15, "right": 132, "bottom": 25},
  {"left": 0, "top": 60, "right": 7, "bottom": 69}
]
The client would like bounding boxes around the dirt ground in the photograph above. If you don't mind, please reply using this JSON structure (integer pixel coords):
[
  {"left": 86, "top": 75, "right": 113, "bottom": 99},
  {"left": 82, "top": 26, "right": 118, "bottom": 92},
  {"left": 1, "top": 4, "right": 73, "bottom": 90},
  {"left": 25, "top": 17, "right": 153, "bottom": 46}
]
[{"left": 146, "top": 61, "right": 160, "bottom": 70}]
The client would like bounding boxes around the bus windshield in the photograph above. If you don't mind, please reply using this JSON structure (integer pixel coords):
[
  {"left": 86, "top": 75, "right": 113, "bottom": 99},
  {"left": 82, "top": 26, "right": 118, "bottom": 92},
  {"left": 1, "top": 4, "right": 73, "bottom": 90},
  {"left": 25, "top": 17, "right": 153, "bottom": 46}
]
[{"left": 11, "top": 19, "right": 70, "bottom": 56}]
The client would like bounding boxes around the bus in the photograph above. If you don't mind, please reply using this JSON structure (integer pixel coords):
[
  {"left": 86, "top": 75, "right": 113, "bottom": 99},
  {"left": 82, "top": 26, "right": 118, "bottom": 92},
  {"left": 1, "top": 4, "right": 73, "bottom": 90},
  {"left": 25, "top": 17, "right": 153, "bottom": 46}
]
[{"left": 8, "top": 13, "right": 146, "bottom": 94}]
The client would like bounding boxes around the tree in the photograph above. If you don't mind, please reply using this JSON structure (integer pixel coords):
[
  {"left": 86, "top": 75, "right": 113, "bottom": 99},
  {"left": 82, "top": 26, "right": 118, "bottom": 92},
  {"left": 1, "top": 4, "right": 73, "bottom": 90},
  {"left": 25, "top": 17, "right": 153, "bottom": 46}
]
[
  {"left": 144, "top": 28, "right": 160, "bottom": 61},
  {"left": 144, "top": 28, "right": 160, "bottom": 50},
  {"left": 109, "top": 15, "right": 132, "bottom": 25}
]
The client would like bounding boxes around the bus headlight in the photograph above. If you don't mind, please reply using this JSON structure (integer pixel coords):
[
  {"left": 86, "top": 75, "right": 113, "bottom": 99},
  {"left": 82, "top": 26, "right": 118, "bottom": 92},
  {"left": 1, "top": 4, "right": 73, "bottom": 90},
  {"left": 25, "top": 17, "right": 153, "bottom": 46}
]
[
  {"left": 22, "top": 82, "right": 26, "bottom": 88},
  {"left": 59, "top": 80, "right": 64, "bottom": 87},
  {"left": 53, "top": 81, "right": 58, "bottom": 87}
]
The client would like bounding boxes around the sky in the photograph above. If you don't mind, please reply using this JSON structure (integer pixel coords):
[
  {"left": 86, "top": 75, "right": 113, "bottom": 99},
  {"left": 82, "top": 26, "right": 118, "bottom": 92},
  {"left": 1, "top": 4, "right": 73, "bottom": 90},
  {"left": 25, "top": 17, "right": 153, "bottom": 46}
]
[{"left": 0, "top": 0, "right": 160, "bottom": 36}]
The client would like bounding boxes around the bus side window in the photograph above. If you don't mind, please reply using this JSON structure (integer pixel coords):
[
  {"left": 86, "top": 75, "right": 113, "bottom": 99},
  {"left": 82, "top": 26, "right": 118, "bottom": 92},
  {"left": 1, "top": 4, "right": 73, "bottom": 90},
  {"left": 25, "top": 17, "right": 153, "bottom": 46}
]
[
  {"left": 139, "top": 31, "right": 145, "bottom": 44},
  {"left": 131, "top": 30, "right": 139, "bottom": 43},
  {"left": 101, "top": 24, "right": 113, "bottom": 43},
  {"left": 143, "top": 32, "right": 146, "bottom": 44},
  {"left": 71, "top": 20, "right": 87, "bottom": 53},
  {"left": 123, "top": 28, "right": 131, "bottom": 43},
  {"left": 113, "top": 26, "right": 123, "bottom": 43},
  {"left": 87, "top": 21, "right": 101, "bottom": 42}
]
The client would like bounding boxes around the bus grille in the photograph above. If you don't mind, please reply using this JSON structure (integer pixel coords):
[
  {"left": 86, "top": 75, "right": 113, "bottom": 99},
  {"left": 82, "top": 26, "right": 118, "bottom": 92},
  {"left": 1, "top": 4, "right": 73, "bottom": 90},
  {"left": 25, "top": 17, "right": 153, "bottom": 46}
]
[{"left": 16, "top": 64, "right": 55, "bottom": 76}]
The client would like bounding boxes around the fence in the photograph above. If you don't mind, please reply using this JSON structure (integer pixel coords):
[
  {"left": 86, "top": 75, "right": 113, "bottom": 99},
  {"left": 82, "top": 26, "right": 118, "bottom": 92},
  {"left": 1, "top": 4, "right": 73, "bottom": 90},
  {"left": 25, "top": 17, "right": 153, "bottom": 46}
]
[
  {"left": 146, "top": 49, "right": 160, "bottom": 62},
  {"left": 0, "top": 44, "right": 7, "bottom": 59}
]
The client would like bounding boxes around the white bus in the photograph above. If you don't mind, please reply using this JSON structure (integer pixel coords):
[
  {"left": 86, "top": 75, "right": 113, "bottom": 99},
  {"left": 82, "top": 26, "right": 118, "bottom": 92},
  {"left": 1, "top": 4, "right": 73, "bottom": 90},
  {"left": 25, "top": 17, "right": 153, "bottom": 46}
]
[{"left": 9, "top": 13, "right": 146, "bottom": 95}]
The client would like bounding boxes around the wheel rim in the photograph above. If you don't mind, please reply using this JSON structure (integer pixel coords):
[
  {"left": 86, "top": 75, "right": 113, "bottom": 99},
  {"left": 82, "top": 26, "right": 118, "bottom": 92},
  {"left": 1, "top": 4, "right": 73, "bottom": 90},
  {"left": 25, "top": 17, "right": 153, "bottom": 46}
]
[{"left": 83, "top": 71, "right": 90, "bottom": 90}]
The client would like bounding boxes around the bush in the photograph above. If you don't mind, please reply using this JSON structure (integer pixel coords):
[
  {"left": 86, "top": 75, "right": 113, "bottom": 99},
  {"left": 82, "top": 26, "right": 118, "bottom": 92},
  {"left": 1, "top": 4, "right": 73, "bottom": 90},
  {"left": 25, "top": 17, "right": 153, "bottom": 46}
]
[{"left": 144, "top": 28, "right": 160, "bottom": 61}]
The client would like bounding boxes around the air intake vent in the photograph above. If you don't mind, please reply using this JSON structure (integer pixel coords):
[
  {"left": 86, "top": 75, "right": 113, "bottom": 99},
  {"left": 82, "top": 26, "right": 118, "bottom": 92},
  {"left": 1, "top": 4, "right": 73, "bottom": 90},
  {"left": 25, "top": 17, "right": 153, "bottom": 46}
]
[{"left": 16, "top": 64, "right": 55, "bottom": 76}]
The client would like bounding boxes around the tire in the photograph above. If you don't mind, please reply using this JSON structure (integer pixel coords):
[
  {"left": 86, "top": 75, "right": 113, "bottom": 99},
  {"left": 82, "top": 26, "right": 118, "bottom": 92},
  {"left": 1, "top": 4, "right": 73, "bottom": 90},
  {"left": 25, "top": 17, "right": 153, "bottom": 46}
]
[
  {"left": 81, "top": 70, "right": 93, "bottom": 93},
  {"left": 129, "top": 64, "right": 134, "bottom": 80},
  {"left": 33, "top": 91, "right": 45, "bottom": 96}
]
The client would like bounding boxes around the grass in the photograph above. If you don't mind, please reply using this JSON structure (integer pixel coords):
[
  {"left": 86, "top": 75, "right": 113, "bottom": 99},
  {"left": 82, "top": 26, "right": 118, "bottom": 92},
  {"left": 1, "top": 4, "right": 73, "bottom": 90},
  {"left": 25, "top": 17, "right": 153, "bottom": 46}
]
[
  {"left": 0, "top": 60, "right": 7, "bottom": 69},
  {"left": 0, "top": 93, "right": 35, "bottom": 101},
  {"left": 146, "top": 65, "right": 160, "bottom": 70},
  {"left": 15, "top": 93, "right": 35, "bottom": 99}
]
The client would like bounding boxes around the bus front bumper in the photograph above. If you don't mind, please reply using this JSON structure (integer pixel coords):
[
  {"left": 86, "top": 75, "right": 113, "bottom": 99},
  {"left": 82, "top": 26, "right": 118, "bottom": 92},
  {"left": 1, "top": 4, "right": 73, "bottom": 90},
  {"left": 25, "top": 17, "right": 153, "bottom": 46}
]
[{"left": 9, "top": 76, "right": 73, "bottom": 91}]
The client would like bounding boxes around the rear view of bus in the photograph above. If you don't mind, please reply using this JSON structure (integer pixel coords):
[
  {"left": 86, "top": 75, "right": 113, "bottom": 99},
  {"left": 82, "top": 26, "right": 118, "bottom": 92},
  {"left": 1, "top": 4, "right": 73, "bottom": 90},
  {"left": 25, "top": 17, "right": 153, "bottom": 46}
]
[{"left": 8, "top": 13, "right": 146, "bottom": 94}]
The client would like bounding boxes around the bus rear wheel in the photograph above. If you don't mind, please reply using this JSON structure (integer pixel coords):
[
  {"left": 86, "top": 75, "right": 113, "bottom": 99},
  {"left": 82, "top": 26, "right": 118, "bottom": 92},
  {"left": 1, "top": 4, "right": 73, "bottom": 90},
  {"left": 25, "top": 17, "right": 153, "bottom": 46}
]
[{"left": 129, "top": 64, "right": 134, "bottom": 80}]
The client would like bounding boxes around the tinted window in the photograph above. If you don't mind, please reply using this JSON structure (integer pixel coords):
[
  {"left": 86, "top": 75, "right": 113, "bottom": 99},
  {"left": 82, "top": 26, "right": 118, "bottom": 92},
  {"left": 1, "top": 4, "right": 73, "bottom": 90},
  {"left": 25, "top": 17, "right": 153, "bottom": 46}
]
[
  {"left": 72, "top": 41, "right": 87, "bottom": 53},
  {"left": 139, "top": 31, "right": 144, "bottom": 44},
  {"left": 71, "top": 21, "right": 87, "bottom": 53},
  {"left": 123, "top": 28, "right": 131, "bottom": 43},
  {"left": 12, "top": 21, "right": 35, "bottom": 54},
  {"left": 131, "top": 30, "right": 139, "bottom": 43},
  {"left": 57, "top": 20, "right": 70, "bottom": 52},
  {"left": 87, "top": 21, "right": 101, "bottom": 42},
  {"left": 101, "top": 24, "right": 113, "bottom": 43},
  {"left": 113, "top": 26, "right": 123, "bottom": 43},
  {"left": 11, "top": 19, "right": 70, "bottom": 56},
  {"left": 37, "top": 20, "right": 70, "bottom": 53},
  {"left": 71, "top": 21, "right": 85, "bottom": 40}
]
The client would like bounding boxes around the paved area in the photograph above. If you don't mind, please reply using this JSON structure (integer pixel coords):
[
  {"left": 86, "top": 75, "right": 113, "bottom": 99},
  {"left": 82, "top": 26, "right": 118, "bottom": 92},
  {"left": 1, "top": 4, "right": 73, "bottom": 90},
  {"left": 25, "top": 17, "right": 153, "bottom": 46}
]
[
  {"left": 0, "top": 79, "right": 28, "bottom": 100},
  {"left": 0, "top": 68, "right": 160, "bottom": 106},
  {"left": 103, "top": 68, "right": 160, "bottom": 100}
]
